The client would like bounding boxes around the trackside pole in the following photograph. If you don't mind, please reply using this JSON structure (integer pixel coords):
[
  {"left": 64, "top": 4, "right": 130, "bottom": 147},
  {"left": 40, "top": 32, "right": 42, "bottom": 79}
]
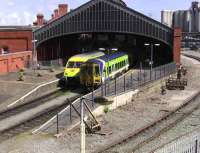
[
  {"left": 56, "top": 114, "right": 59, "bottom": 134},
  {"left": 80, "top": 97, "right": 85, "bottom": 153}
]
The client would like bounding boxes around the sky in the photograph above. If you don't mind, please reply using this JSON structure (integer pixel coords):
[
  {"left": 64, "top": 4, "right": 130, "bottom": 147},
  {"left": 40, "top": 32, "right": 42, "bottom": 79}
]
[{"left": 0, "top": 0, "right": 198, "bottom": 25}]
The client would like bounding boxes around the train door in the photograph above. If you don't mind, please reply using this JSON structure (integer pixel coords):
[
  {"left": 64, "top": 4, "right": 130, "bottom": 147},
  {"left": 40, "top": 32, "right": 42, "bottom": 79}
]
[
  {"left": 102, "top": 68, "right": 106, "bottom": 83},
  {"left": 93, "top": 64, "right": 101, "bottom": 85}
]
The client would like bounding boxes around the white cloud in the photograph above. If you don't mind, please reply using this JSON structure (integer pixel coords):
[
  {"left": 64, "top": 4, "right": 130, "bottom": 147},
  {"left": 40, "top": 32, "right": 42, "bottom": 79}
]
[
  {"left": 0, "top": 11, "right": 34, "bottom": 25},
  {"left": 4, "top": 0, "right": 15, "bottom": 6},
  {"left": 23, "top": 11, "right": 35, "bottom": 25}
]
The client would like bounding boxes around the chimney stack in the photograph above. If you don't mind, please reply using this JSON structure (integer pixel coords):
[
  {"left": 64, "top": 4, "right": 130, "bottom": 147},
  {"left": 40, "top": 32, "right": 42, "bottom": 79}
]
[
  {"left": 58, "top": 4, "right": 68, "bottom": 16},
  {"left": 36, "top": 13, "right": 44, "bottom": 26},
  {"left": 51, "top": 14, "right": 54, "bottom": 19},
  {"left": 54, "top": 9, "right": 59, "bottom": 19}
]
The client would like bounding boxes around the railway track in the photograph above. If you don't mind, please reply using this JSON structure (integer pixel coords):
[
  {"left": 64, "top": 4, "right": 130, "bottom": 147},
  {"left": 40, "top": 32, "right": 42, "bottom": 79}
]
[
  {"left": 0, "top": 88, "right": 82, "bottom": 143},
  {"left": 0, "top": 89, "right": 63, "bottom": 120},
  {"left": 97, "top": 91, "right": 200, "bottom": 153},
  {"left": 93, "top": 55, "right": 200, "bottom": 153}
]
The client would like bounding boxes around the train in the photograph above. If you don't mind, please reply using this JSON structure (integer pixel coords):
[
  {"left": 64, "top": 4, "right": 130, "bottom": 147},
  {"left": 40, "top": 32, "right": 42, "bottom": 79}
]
[
  {"left": 79, "top": 52, "right": 129, "bottom": 88},
  {"left": 59, "top": 51, "right": 105, "bottom": 86}
]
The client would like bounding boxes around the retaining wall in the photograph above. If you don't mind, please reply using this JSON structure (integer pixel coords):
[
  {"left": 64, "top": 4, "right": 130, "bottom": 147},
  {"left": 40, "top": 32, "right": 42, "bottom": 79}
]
[{"left": 0, "top": 51, "right": 32, "bottom": 74}]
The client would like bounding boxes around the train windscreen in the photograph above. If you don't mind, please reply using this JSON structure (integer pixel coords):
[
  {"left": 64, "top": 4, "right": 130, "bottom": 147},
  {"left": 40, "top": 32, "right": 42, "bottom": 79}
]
[{"left": 67, "top": 62, "right": 83, "bottom": 68}]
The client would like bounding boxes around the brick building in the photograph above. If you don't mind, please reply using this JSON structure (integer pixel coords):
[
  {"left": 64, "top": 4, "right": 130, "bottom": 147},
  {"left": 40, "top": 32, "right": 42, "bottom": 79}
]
[
  {"left": 0, "top": 26, "right": 33, "bottom": 74},
  {"left": 0, "top": 26, "right": 33, "bottom": 54},
  {"left": 0, "top": 3, "right": 69, "bottom": 74}
]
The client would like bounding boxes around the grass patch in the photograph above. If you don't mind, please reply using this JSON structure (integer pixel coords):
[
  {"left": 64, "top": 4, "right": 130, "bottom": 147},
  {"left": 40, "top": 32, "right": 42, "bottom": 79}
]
[{"left": 104, "top": 105, "right": 110, "bottom": 113}]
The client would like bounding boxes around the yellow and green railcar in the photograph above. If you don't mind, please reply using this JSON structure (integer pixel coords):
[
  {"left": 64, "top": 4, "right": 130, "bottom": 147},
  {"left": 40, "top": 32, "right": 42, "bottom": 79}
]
[
  {"left": 80, "top": 52, "right": 129, "bottom": 88},
  {"left": 60, "top": 51, "right": 105, "bottom": 86}
]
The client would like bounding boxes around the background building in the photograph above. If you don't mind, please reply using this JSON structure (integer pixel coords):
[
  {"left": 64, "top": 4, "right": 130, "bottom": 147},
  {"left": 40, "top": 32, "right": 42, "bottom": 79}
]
[
  {"left": 173, "top": 10, "right": 191, "bottom": 32},
  {"left": 161, "top": 10, "right": 174, "bottom": 27},
  {"left": 0, "top": 26, "right": 33, "bottom": 54},
  {"left": 161, "top": 1, "right": 200, "bottom": 33},
  {"left": 190, "top": 1, "right": 200, "bottom": 32}
]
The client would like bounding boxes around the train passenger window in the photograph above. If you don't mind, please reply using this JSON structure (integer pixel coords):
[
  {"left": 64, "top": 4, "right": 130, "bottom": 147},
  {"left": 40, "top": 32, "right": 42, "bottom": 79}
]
[
  {"left": 103, "top": 69, "right": 106, "bottom": 76},
  {"left": 108, "top": 66, "right": 111, "bottom": 74}
]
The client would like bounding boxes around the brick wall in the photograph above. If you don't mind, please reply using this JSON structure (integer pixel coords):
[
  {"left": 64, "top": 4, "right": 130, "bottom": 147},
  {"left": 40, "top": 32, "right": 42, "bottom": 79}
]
[
  {"left": 0, "top": 51, "right": 32, "bottom": 74},
  {"left": 173, "top": 27, "right": 182, "bottom": 66},
  {"left": 0, "top": 30, "right": 33, "bottom": 53}
]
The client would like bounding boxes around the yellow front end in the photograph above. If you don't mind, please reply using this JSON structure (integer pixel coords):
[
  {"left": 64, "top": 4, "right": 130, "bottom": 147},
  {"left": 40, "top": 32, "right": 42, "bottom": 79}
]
[{"left": 64, "top": 67, "right": 80, "bottom": 78}]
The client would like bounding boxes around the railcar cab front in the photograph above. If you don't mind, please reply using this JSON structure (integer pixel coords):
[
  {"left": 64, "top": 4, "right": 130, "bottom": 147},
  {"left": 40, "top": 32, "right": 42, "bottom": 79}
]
[{"left": 80, "top": 62, "right": 102, "bottom": 89}]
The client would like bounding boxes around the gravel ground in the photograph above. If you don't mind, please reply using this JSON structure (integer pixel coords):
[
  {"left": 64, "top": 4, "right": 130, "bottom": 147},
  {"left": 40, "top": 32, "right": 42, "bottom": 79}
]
[
  {"left": 0, "top": 68, "right": 63, "bottom": 108},
  {"left": 134, "top": 106, "right": 200, "bottom": 153},
  {"left": 182, "top": 50, "right": 200, "bottom": 58},
  {"left": 0, "top": 55, "right": 199, "bottom": 153},
  {"left": 131, "top": 55, "right": 200, "bottom": 153}
]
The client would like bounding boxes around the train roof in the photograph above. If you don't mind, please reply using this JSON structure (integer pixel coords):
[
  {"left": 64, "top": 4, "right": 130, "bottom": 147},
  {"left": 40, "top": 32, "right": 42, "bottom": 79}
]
[
  {"left": 68, "top": 51, "right": 105, "bottom": 62},
  {"left": 98, "top": 52, "right": 127, "bottom": 62}
]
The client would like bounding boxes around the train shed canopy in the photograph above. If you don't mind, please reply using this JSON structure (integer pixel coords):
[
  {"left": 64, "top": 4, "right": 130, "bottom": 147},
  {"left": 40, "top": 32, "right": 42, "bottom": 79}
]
[{"left": 34, "top": 0, "right": 173, "bottom": 48}]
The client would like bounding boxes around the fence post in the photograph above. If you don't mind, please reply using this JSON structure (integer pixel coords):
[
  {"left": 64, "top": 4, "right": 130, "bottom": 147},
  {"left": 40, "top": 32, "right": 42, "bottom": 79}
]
[
  {"left": 108, "top": 80, "right": 110, "bottom": 96},
  {"left": 160, "top": 67, "right": 162, "bottom": 78},
  {"left": 144, "top": 68, "right": 146, "bottom": 83},
  {"left": 80, "top": 97, "right": 85, "bottom": 153},
  {"left": 164, "top": 65, "right": 165, "bottom": 76},
  {"left": 92, "top": 88, "right": 94, "bottom": 107},
  {"left": 115, "top": 78, "right": 117, "bottom": 95},
  {"left": 101, "top": 84, "right": 103, "bottom": 97},
  {"left": 124, "top": 75, "right": 126, "bottom": 92},
  {"left": 195, "top": 139, "right": 198, "bottom": 153},
  {"left": 130, "top": 72, "right": 133, "bottom": 89},
  {"left": 140, "top": 63, "right": 142, "bottom": 82},
  {"left": 104, "top": 82, "right": 106, "bottom": 97},
  {"left": 70, "top": 102, "right": 72, "bottom": 123},
  {"left": 57, "top": 114, "right": 59, "bottom": 134},
  {"left": 138, "top": 71, "right": 140, "bottom": 86}
]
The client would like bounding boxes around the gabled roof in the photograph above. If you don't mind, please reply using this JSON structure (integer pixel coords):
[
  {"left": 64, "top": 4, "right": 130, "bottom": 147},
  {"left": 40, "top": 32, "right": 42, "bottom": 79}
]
[{"left": 35, "top": 0, "right": 171, "bottom": 32}]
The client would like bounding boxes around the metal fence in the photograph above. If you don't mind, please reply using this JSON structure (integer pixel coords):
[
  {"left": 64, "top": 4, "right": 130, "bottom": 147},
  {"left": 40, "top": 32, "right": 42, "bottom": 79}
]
[
  {"left": 38, "top": 58, "right": 64, "bottom": 67},
  {"left": 33, "top": 62, "right": 177, "bottom": 134},
  {"left": 153, "top": 130, "right": 200, "bottom": 153}
]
